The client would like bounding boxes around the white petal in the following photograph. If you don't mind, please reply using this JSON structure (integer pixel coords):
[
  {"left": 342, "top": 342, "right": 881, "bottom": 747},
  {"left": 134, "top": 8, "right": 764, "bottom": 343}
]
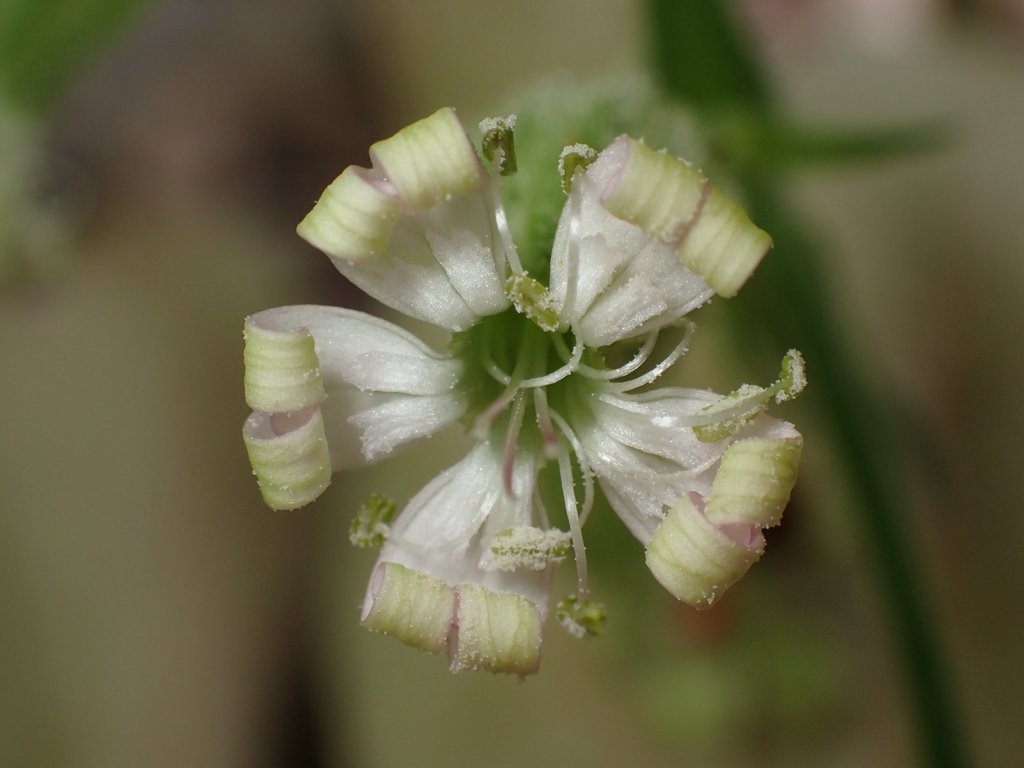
[
  {"left": 249, "top": 305, "right": 459, "bottom": 391},
  {"left": 332, "top": 197, "right": 502, "bottom": 330},
  {"left": 348, "top": 393, "right": 466, "bottom": 463},
  {"left": 590, "top": 389, "right": 724, "bottom": 470},
  {"left": 246, "top": 305, "right": 465, "bottom": 469},
  {"left": 380, "top": 443, "right": 550, "bottom": 610},
  {"left": 578, "top": 383, "right": 801, "bottom": 564},
  {"left": 390, "top": 441, "right": 502, "bottom": 553},
  {"left": 298, "top": 108, "right": 508, "bottom": 330},
  {"left": 575, "top": 388, "right": 733, "bottom": 543},
  {"left": 550, "top": 137, "right": 714, "bottom": 347}
]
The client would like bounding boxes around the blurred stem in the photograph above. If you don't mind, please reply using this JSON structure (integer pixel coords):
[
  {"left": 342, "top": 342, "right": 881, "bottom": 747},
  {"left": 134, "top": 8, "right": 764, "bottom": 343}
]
[
  {"left": 743, "top": 184, "right": 967, "bottom": 768},
  {"left": 648, "top": 1, "right": 968, "bottom": 766},
  {"left": 0, "top": 0, "right": 148, "bottom": 112}
]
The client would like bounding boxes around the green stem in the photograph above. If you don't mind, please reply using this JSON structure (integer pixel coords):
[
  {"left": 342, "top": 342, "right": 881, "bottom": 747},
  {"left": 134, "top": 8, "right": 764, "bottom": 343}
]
[{"left": 745, "top": 184, "right": 967, "bottom": 768}]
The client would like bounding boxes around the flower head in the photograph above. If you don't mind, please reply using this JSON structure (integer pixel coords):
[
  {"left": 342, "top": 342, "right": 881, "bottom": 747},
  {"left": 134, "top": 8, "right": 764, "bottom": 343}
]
[{"left": 242, "top": 106, "right": 804, "bottom": 674}]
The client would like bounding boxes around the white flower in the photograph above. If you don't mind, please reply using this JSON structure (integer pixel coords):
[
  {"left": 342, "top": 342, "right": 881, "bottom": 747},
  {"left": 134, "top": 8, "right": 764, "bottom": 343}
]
[{"left": 242, "top": 108, "right": 804, "bottom": 674}]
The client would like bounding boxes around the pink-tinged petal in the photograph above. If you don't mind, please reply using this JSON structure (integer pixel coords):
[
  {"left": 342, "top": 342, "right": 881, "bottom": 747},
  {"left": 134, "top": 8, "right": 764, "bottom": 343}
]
[
  {"left": 242, "top": 305, "right": 466, "bottom": 506},
  {"left": 298, "top": 108, "right": 508, "bottom": 330}
]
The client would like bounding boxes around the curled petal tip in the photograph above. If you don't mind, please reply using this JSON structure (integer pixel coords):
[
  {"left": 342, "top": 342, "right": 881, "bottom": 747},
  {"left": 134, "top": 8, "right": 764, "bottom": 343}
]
[
  {"left": 243, "top": 317, "right": 325, "bottom": 413},
  {"left": 370, "top": 107, "right": 483, "bottom": 212},
  {"left": 645, "top": 493, "right": 764, "bottom": 609},
  {"left": 598, "top": 136, "right": 771, "bottom": 298},
  {"left": 645, "top": 432, "right": 801, "bottom": 607},
  {"left": 705, "top": 435, "right": 803, "bottom": 529},
  {"left": 676, "top": 187, "right": 772, "bottom": 298},
  {"left": 296, "top": 167, "right": 400, "bottom": 262},
  {"left": 600, "top": 136, "right": 707, "bottom": 243},
  {"left": 242, "top": 408, "right": 332, "bottom": 510},
  {"left": 449, "top": 584, "right": 542, "bottom": 675},
  {"left": 360, "top": 562, "right": 454, "bottom": 655}
]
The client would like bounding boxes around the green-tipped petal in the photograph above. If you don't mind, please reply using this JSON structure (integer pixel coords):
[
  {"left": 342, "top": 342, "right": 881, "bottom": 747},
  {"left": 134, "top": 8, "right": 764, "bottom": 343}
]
[
  {"left": 597, "top": 136, "right": 771, "bottom": 298},
  {"left": 601, "top": 137, "right": 707, "bottom": 242},
  {"left": 645, "top": 493, "right": 763, "bottom": 609},
  {"left": 242, "top": 409, "right": 331, "bottom": 510},
  {"left": 360, "top": 562, "right": 454, "bottom": 655},
  {"left": 677, "top": 186, "right": 772, "bottom": 298},
  {"left": 296, "top": 167, "right": 401, "bottom": 262},
  {"left": 370, "top": 107, "right": 482, "bottom": 211},
  {"left": 705, "top": 436, "right": 802, "bottom": 529},
  {"left": 449, "top": 584, "right": 542, "bottom": 675},
  {"left": 243, "top": 318, "right": 324, "bottom": 413}
]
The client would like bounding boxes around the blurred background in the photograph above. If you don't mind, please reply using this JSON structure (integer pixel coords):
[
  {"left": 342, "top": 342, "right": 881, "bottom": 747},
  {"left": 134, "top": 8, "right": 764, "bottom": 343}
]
[{"left": 1, "top": 1, "right": 1022, "bottom": 766}]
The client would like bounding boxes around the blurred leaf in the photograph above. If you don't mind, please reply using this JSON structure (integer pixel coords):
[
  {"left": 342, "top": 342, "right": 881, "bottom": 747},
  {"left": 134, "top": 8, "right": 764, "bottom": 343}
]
[
  {"left": 648, "top": 0, "right": 769, "bottom": 112},
  {"left": 714, "top": 114, "right": 952, "bottom": 170},
  {"left": 0, "top": 0, "right": 148, "bottom": 112}
]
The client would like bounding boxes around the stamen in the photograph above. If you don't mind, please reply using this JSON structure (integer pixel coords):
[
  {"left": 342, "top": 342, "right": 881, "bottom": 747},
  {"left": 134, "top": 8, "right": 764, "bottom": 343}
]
[
  {"left": 559, "top": 165, "right": 585, "bottom": 325},
  {"left": 488, "top": 526, "right": 572, "bottom": 571},
  {"left": 506, "top": 272, "right": 560, "bottom": 331},
  {"left": 481, "top": 353, "right": 512, "bottom": 385},
  {"left": 774, "top": 349, "right": 807, "bottom": 402},
  {"left": 576, "top": 329, "right": 660, "bottom": 381},
  {"left": 556, "top": 447, "right": 589, "bottom": 601},
  {"left": 532, "top": 487, "right": 552, "bottom": 528},
  {"left": 518, "top": 336, "right": 583, "bottom": 389},
  {"left": 472, "top": 340, "right": 530, "bottom": 440},
  {"left": 478, "top": 115, "right": 518, "bottom": 176},
  {"left": 605, "top": 319, "right": 695, "bottom": 392},
  {"left": 349, "top": 493, "right": 397, "bottom": 548},
  {"left": 532, "top": 388, "right": 562, "bottom": 459},
  {"left": 549, "top": 411, "right": 596, "bottom": 526},
  {"left": 502, "top": 391, "right": 528, "bottom": 497},
  {"left": 551, "top": 332, "right": 573, "bottom": 362},
  {"left": 472, "top": 386, "right": 518, "bottom": 440},
  {"left": 483, "top": 176, "right": 524, "bottom": 275},
  {"left": 556, "top": 595, "right": 607, "bottom": 638},
  {"left": 692, "top": 349, "right": 807, "bottom": 441},
  {"left": 548, "top": 410, "right": 596, "bottom": 601},
  {"left": 558, "top": 143, "right": 597, "bottom": 194}
]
